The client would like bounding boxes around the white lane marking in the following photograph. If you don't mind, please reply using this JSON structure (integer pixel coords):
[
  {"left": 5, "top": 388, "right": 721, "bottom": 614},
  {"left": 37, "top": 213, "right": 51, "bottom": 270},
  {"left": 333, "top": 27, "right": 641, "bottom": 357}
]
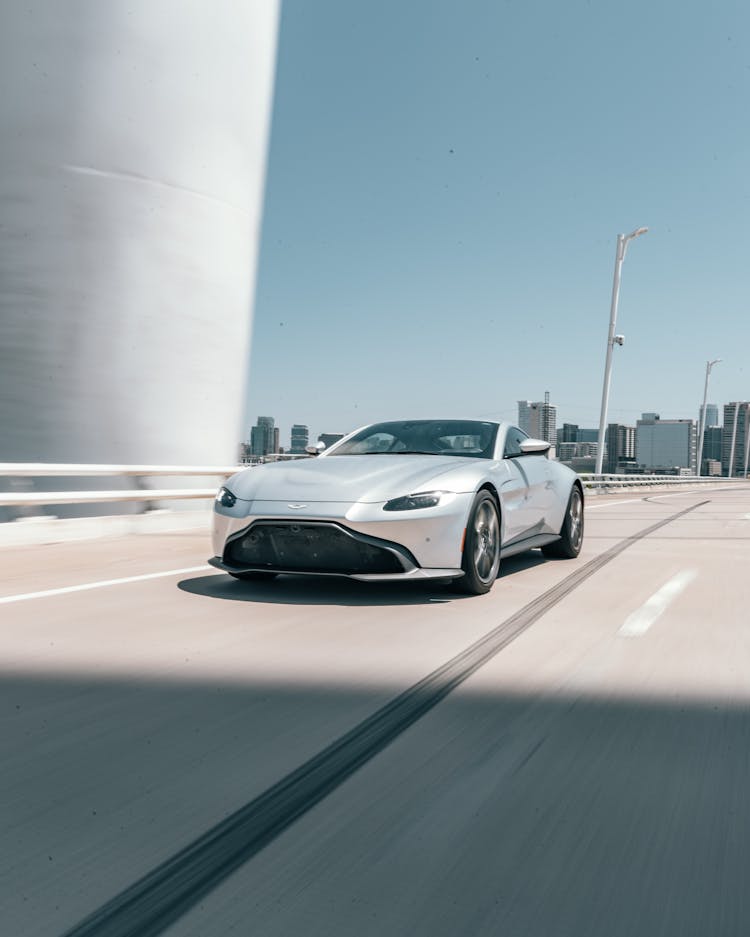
[
  {"left": 586, "top": 498, "right": 644, "bottom": 509},
  {"left": 588, "top": 489, "right": 723, "bottom": 510},
  {"left": 618, "top": 570, "right": 697, "bottom": 638},
  {"left": 0, "top": 566, "right": 211, "bottom": 605},
  {"left": 644, "top": 491, "right": 716, "bottom": 502}
]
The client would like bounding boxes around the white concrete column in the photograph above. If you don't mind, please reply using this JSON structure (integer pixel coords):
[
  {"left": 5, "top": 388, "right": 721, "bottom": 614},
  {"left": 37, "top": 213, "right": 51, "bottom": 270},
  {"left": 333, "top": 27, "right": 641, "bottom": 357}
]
[{"left": 0, "top": 2, "right": 280, "bottom": 466}]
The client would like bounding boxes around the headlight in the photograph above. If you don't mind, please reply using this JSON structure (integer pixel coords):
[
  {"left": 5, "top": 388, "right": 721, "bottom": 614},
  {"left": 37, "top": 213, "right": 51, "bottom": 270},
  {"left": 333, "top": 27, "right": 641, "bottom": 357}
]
[
  {"left": 383, "top": 491, "right": 445, "bottom": 511},
  {"left": 216, "top": 486, "right": 237, "bottom": 508}
]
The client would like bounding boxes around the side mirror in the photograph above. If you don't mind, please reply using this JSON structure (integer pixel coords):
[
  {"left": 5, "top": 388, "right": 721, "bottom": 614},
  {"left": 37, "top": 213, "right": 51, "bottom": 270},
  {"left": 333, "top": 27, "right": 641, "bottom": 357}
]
[
  {"left": 519, "top": 438, "right": 550, "bottom": 455},
  {"left": 305, "top": 441, "right": 326, "bottom": 456}
]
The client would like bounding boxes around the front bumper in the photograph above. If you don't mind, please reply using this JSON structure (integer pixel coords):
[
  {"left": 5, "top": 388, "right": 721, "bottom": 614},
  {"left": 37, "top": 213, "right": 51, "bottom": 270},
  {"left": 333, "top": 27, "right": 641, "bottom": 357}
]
[
  {"left": 211, "top": 496, "right": 473, "bottom": 581},
  {"left": 209, "top": 556, "right": 462, "bottom": 583}
]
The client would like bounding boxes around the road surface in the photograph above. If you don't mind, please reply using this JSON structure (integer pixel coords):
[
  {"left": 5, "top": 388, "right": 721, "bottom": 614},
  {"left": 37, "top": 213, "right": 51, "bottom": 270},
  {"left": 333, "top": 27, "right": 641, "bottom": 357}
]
[{"left": 2, "top": 486, "right": 749, "bottom": 936}]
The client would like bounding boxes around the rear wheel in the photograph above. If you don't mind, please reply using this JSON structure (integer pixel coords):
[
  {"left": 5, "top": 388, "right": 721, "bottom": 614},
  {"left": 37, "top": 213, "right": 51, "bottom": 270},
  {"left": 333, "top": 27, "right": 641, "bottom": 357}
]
[
  {"left": 452, "top": 491, "right": 501, "bottom": 595},
  {"left": 229, "top": 571, "right": 278, "bottom": 582},
  {"left": 541, "top": 485, "right": 583, "bottom": 559}
]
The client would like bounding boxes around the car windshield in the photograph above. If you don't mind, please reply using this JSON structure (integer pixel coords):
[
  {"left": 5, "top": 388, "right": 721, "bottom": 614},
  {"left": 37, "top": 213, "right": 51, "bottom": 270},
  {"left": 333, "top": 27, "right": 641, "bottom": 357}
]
[{"left": 328, "top": 420, "right": 498, "bottom": 458}]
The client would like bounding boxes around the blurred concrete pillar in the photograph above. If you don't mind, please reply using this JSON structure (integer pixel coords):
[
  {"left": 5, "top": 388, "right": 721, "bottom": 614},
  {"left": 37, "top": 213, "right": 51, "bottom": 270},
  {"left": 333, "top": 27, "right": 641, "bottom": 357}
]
[{"left": 0, "top": 1, "right": 280, "bottom": 466}]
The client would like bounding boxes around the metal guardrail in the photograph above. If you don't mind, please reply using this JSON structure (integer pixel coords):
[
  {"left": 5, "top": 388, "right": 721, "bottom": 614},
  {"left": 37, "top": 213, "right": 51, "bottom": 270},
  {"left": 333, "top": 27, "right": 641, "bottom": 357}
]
[
  {"left": 579, "top": 473, "right": 742, "bottom": 489},
  {"left": 0, "top": 463, "right": 744, "bottom": 508},
  {"left": 0, "top": 464, "right": 240, "bottom": 508},
  {"left": 0, "top": 464, "right": 241, "bottom": 477}
]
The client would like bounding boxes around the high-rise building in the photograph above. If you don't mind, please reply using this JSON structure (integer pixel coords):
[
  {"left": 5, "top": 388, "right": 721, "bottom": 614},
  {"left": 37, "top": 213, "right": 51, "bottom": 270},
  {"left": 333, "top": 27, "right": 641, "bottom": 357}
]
[
  {"left": 559, "top": 423, "right": 579, "bottom": 444},
  {"left": 697, "top": 403, "right": 720, "bottom": 473},
  {"left": 318, "top": 432, "right": 345, "bottom": 450},
  {"left": 701, "top": 426, "right": 723, "bottom": 474},
  {"left": 518, "top": 392, "right": 556, "bottom": 445},
  {"left": 250, "top": 415, "right": 276, "bottom": 458},
  {"left": 701, "top": 403, "right": 719, "bottom": 428},
  {"left": 721, "top": 402, "right": 750, "bottom": 477},
  {"left": 535, "top": 392, "right": 557, "bottom": 445},
  {"left": 517, "top": 401, "right": 532, "bottom": 435},
  {"left": 290, "top": 424, "right": 309, "bottom": 453},
  {"left": 635, "top": 414, "right": 696, "bottom": 472},
  {"left": 604, "top": 423, "right": 636, "bottom": 473},
  {"left": 318, "top": 433, "right": 346, "bottom": 449}
]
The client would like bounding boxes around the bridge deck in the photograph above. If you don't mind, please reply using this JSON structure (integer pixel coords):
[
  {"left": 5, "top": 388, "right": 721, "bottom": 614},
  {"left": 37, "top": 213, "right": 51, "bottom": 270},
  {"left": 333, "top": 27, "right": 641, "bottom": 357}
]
[{"left": 2, "top": 486, "right": 749, "bottom": 936}]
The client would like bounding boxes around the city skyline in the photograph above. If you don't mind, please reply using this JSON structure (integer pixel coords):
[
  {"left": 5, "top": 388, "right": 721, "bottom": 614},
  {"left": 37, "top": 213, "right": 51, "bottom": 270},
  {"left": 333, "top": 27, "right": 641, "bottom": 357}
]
[
  {"left": 246, "top": 398, "right": 729, "bottom": 458},
  {"left": 244, "top": 398, "right": 750, "bottom": 477}
]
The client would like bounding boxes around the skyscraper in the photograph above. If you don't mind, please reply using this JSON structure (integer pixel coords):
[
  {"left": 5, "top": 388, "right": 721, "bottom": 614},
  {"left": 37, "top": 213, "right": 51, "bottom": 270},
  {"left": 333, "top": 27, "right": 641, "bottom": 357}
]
[
  {"left": 318, "top": 432, "right": 345, "bottom": 450},
  {"left": 702, "top": 426, "right": 723, "bottom": 473},
  {"left": 559, "top": 423, "right": 579, "bottom": 443},
  {"left": 700, "top": 403, "right": 719, "bottom": 428},
  {"left": 721, "top": 402, "right": 750, "bottom": 477},
  {"left": 604, "top": 423, "right": 635, "bottom": 473},
  {"left": 517, "top": 401, "right": 532, "bottom": 435},
  {"left": 517, "top": 392, "right": 557, "bottom": 445},
  {"left": 290, "top": 424, "right": 309, "bottom": 453},
  {"left": 250, "top": 416, "right": 276, "bottom": 458}
]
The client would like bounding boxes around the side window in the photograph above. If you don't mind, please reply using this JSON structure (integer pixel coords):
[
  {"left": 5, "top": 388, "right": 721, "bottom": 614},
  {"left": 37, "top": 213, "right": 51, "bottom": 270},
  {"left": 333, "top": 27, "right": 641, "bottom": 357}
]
[{"left": 503, "top": 427, "right": 528, "bottom": 458}]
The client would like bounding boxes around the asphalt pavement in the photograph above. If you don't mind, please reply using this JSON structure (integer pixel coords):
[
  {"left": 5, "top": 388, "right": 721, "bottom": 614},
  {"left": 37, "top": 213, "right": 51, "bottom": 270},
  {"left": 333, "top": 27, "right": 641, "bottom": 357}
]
[{"left": 2, "top": 485, "right": 749, "bottom": 936}]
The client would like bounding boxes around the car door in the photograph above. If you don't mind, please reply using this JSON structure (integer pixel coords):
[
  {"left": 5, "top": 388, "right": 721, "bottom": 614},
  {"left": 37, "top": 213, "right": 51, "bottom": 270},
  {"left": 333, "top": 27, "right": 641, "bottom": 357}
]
[{"left": 499, "top": 427, "right": 549, "bottom": 543}]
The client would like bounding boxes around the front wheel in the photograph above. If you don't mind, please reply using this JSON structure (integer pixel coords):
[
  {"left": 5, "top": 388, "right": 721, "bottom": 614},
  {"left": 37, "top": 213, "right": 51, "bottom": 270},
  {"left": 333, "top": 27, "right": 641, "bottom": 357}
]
[
  {"left": 541, "top": 485, "right": 584, "bottom": 559},
  {"left": 452, "top": 491, "right": 501, "bottom": 595}
]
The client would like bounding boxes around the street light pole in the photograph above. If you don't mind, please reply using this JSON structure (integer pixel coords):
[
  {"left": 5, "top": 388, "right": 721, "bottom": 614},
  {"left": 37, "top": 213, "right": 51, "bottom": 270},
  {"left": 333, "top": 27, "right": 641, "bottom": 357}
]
[
  {"left": 695, "top": 358, "right": 721, "bottom": 476},
  {"left": 595, "top": 227, "right": 648, "bottom": 475}
]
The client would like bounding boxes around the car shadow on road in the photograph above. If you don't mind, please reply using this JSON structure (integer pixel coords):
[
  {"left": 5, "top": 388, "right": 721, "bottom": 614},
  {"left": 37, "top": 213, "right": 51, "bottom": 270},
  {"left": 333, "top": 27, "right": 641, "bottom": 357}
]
[{"left": 177, "top": 551, "right": 548, "bottom": 607}]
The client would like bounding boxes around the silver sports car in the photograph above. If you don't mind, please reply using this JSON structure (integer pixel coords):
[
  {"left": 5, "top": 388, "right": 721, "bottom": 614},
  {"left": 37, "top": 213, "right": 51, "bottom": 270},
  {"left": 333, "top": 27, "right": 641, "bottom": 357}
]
[{"left": 210, "top": 419, "right": 583, "bottom": 595}]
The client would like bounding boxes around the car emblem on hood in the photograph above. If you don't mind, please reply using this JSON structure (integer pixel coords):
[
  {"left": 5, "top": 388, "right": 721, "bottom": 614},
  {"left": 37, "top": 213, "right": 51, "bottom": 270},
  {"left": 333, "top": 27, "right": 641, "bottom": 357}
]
[{"left": 288, "top": 503, "right": 307, "bottom": 509}]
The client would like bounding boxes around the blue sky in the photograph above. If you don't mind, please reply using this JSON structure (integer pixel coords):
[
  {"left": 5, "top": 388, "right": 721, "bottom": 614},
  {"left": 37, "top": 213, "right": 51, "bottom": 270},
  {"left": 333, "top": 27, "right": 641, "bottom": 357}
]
[{"left": 245, "top": 0, "right": 750, "bottom": 447}]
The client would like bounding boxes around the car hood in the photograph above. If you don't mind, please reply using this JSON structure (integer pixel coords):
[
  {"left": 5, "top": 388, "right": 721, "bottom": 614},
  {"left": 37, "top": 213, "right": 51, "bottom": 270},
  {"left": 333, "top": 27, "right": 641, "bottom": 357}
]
[{"left": 228, "top": 455, "right": 481, "bottom": 503}]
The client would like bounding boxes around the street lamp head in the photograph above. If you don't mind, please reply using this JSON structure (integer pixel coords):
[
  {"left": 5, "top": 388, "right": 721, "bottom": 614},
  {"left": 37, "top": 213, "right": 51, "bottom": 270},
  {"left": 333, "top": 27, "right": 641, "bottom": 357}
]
[{"left": 629, "top": 226, "right": 648, "bottom": 239}]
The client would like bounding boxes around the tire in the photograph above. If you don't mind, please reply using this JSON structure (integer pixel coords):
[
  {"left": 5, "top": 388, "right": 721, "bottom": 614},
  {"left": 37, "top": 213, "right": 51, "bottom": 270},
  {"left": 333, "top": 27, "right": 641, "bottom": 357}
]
[
  {"left": 541, "top": 485, "right": 584, "bottom": 559},
  {"left": 229, "top": 571, "right": 278, "bottom": 582},
  {"left": 452, "top": 491, "right": 501, "bottom": 595}
]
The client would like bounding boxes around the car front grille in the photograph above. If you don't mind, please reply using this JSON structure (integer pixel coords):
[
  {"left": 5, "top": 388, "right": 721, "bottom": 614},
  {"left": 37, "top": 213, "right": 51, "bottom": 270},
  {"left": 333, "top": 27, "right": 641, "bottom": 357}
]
[{"left": 224, "top": 522, "right": 408, "bottom": 575}]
